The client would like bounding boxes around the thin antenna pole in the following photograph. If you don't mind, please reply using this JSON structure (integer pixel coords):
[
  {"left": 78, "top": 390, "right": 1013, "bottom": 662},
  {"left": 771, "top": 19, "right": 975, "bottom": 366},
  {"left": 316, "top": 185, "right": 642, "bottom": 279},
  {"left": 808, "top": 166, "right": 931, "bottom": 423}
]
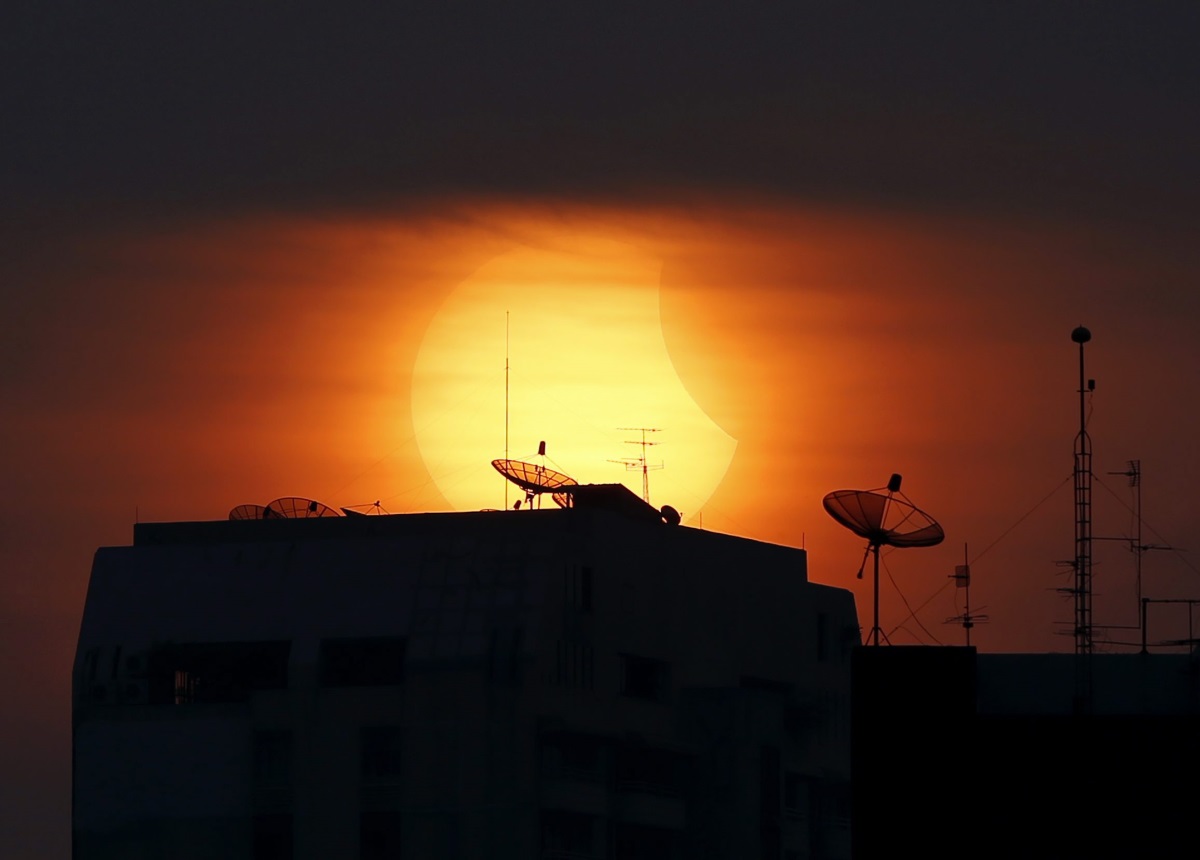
[
  {"left": 871, "top": 543, "right": 881, "bottom": 646},
  {"left": 963, "top": 543, "right": 972, "bottom": 648},
  {"left": 1108, "top": 459, "right": 1143, "bottom": 629},
  {"left": 1134, "top": 460, "right": 1142, "bottom": 613},
  {"left": 945, "top": 543, "right": 987, "bottom": 645},
  {"left": 867, "top": 483, "right": 899, "bottom": 647},
  {"left": 505, "top": 311, "right": 510, "bottom": 510}
]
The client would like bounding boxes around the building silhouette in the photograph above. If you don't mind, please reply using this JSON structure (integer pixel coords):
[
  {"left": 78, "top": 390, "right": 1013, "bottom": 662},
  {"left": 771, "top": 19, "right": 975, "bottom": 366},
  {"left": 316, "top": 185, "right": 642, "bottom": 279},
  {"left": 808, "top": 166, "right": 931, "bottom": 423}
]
[
  {"left": 851, "top": 646, "right": 1200, "bottom": 859},
  {"left": 73, "top": 485, "right": 859, "bottom": 859}
]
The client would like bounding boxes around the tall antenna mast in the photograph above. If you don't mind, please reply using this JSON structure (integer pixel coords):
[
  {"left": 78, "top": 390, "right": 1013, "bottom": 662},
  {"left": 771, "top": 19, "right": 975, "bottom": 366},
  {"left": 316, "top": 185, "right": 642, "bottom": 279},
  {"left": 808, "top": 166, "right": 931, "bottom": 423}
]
[
  {"left": 611, "top": 427, "right": 663, "bottom": 503},
  {"left": 1071, "top": 325, "right": 1094, "bottom": 656}
]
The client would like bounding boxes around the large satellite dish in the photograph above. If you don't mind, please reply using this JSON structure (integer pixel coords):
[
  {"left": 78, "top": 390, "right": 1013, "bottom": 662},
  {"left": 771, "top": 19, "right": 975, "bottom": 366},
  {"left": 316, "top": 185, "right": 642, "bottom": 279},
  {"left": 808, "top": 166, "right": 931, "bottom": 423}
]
[
  {"left": 229, "top": 504, "right": 268, "bottom": 521},
  {"left": 491, "top": 458, "right": 578, "bottom": 509},
  {"left": 263, "top": 497, "right": 343, "bottom": 519},
  {"left": 823, "top": 474, "right": 944, "bottom": 646}
]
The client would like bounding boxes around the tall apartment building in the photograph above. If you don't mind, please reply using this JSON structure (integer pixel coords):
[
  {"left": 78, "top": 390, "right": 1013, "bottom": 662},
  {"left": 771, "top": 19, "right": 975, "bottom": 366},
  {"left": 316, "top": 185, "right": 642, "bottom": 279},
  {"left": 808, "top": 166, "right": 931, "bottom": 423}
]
[{"left": 73, "top": 484, "right": 860, "bottom": 859}]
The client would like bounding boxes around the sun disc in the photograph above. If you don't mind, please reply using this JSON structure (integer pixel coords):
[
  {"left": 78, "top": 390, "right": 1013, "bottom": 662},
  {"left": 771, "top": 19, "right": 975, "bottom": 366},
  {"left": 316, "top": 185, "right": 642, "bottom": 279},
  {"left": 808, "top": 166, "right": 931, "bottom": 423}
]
[{"left": 410, "top": 236, "right": 736, "bottom": 518}]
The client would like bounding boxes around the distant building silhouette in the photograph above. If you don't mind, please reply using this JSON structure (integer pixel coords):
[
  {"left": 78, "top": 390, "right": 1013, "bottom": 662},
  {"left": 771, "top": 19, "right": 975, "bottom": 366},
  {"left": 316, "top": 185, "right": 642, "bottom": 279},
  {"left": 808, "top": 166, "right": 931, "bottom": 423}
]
[
  {"left": 852, "top": 646, "right": 1200, "bottom": 859},
  {"left": 73, "top": 485, "right": 859, "bottom": 859}
]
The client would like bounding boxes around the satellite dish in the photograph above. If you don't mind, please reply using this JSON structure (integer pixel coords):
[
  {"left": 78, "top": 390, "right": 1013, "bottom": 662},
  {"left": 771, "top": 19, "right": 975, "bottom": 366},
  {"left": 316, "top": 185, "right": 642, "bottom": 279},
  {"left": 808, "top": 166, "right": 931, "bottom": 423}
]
[
  {"left": 264, "top": 497, "right": 343, "bottom": 519},
  {"left": 491, "top": 458, "right": 578, "bottom": 509},
  {"left": 551, "top": 491, "right": 573, "bottom": 509},
  {"left": 822, "top": 474, "right": 944, "bottom": 646},
  {"left": 661, "top": 504, "right": 682, "bottom": 526},
  {"left": 341, "top": 500, "right": 389, "bottom": 516},
  {"left": 229, "top": 504, "right": 268, "bottom": 521}
]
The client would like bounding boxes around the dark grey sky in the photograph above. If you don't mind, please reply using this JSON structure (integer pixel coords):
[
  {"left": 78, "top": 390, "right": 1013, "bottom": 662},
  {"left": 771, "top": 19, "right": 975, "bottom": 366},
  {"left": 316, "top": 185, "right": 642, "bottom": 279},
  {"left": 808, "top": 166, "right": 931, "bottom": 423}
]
[{"left": 4, "top": 3, "right": 1197, "bottom": 224}]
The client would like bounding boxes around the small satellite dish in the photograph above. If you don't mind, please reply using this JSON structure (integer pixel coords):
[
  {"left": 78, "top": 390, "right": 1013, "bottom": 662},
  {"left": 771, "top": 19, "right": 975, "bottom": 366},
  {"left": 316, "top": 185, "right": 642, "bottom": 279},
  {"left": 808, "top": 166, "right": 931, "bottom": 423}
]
[
  {"left": 660, "top": 504, "right": 682, "bottom": 526},
  {"left": 229, "top": 504, "right": 268, "bottom": 520},
  {"left": 823, "top": 474, "right": 944, "bottom": 646},
  {"left": 491, "top": 458, "right": 578, "bottom": 509},
  {"left": 341, "top": 500, "right": 389, "bottom": 516},
  {"left": 264, "top": 497, "right": 343, "bottom": 519}
]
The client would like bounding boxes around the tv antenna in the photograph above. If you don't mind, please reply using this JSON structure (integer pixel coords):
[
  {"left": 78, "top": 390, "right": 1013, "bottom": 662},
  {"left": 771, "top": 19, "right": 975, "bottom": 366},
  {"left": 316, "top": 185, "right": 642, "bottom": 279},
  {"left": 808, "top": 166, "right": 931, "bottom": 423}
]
[
  {"left": 823, "top": 473, "right": 945, "bottom": 646},
  {"left": 1093, "top": 459, "right": 1180, "bottom": 650},
  {"left": 611, "top": 427, "right": 663, "bottom": 503},
  {"left": 1068, "top": 324, "right": 1095, "bottom": 655},
  {"left": 944, "top": 543, "right": 989, "bottom": 646},
  {"left": 1103, "top": 460, "right": 1173, "bottom": 624},
  {"left": 492, "top": 441, "right": 578, "bottom": 510}
]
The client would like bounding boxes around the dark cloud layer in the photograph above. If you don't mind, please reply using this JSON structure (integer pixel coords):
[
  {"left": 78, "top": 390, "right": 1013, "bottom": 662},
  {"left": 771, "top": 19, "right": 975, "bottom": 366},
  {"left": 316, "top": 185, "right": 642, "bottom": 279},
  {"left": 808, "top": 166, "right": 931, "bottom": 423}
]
[{"left": 4, "top": 2, "right": 1198, "bottom": 222}]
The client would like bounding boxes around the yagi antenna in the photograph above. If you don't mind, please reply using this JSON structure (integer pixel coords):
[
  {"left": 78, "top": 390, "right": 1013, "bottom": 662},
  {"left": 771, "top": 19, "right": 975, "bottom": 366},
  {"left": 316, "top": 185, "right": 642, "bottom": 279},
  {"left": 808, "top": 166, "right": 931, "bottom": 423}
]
[
  {"left": 944, "top": 543, "right": 989, "bottom": 646},
  {"left": 611, "top": 427, "right": 663, "bottom": 504}
]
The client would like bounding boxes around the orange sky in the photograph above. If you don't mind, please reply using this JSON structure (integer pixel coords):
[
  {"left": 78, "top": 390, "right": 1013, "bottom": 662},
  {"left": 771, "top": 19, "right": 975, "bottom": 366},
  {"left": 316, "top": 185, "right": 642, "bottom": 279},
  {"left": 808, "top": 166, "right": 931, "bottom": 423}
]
[
  {"left": 10, "top": 199, "right": 1199, "bottom": 650},
  {"left": 5, "top": 198, "right": 1200, "bottom": 856}
]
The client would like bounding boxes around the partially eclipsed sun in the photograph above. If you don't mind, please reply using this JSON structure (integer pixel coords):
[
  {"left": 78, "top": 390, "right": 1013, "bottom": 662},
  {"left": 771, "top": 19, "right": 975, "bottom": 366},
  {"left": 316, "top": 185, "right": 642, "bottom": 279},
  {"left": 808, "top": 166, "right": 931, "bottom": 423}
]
[{"left": 410, "top": 236, "right": 736, "bottom": 521}]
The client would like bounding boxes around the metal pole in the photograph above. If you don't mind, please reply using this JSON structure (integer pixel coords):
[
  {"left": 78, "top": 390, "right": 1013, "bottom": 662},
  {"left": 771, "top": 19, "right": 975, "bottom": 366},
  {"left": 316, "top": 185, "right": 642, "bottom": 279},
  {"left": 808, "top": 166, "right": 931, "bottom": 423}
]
[
  {"left": 872, "top": 544, "right": 881, "bottom": 646},
  {"left": 1141, "top": 598, "right": 1148, "bottom": 654},
  {"left": 505, "top": 311, "right": 510, "bottom": 510},
  {"left": 963, "top": 544, "right": 972, "bottom": 648}
]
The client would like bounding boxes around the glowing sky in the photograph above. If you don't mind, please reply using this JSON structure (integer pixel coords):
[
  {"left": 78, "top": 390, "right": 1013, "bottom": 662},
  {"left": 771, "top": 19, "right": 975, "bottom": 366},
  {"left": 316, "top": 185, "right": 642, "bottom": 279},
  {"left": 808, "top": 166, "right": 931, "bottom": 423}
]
[
  {"left": 411, "top": 235, "right": 735, "bottom": 515},
  {"left": 3, "top": 3, "right": 1199, "bottom": 857}
]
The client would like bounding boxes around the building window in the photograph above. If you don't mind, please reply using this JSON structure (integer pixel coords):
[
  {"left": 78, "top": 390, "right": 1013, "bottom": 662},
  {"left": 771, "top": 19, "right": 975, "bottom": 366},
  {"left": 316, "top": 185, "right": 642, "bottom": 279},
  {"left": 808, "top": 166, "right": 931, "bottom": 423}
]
[
  {"left": 740, "top": 675, "right": 792, "bottom": 694},
  {"left": 614, "top": 745, "right": 688, "bottom": 797},
  {"left": 541, "top": 809, "right": 594, "bottom": 858},
  {"left": 147, "top": 641, "right": 290, "bottom": 704},
  {"left": 487, "top": 627, "right": 525, "bottom": 685},
  {"left": 841, "top": 624, "right": 859, "bottom": 660},
  {"left": 816, "top": 612, "right": 830, "bottom": 662},
  {"left": 253, "top": 730, "right": 292, "bottom": 789},
  {"left": 833, "top": 783, "right": 851, "bottom": 830},
  {"left": 619, "top": 653, "right": 669, "bottom": 702},
  {"left": 320, "top": 637, "right": 406, "bottom": 687},
  {"left": 253, "top": 813, "right": 293, "bottom": 860},
  {"left": 540, "top": 732, "right": 605, "bottom": 783},
  {"left": 564, "top": 564, "right": 593, "bottom": 612},
  {"left": 784, "top": 772, "right": 807, "bottom": 820},
  {"left": 360, "top": 810, "right": 402, "bottom": 860},
  {"left": 610, "top": 822, "right": 681, "bottom": 859},
  {"left": 361, "top": 726, "right": 403, "bottom": 784},
  {"left": 550, "top": 641, "right": 594, "bottom": 691}
]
